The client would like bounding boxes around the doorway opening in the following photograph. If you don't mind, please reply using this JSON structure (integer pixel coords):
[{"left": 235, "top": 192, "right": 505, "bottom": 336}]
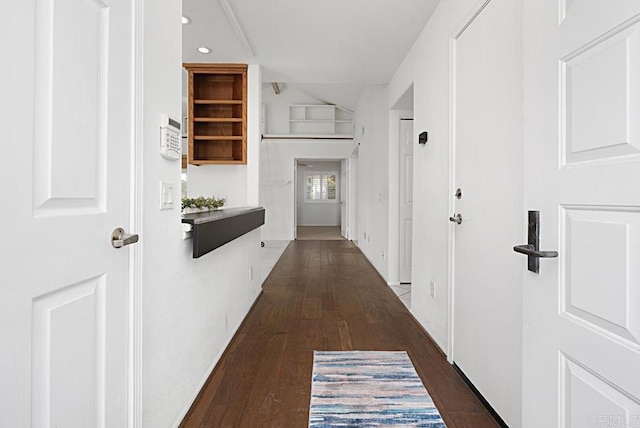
[
  {"left": 294, "top": 158, "right": 348, "bottom": 241},
  {"left": 389, "top": 84, "right": 414, "bottom": 308}
]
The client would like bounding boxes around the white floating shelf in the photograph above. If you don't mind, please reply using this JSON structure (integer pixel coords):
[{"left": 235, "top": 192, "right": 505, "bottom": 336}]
[{"left": 288, "top": 104, "right": 353, "bottom": 136}]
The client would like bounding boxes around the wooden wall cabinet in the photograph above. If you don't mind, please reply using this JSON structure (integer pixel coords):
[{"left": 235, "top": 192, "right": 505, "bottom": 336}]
[{"left": 183, "top": 63, "right": 247, "bottom": 165}]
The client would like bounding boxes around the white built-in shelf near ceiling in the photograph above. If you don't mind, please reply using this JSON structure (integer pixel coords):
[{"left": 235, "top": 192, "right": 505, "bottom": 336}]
[{"left": 288, "top": 105, "right": 353, "bottom": 137}]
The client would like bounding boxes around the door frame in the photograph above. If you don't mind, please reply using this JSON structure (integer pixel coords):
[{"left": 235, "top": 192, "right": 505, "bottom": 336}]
[
  {"left": 130, "top": 1, "right": 144, "bottom": 426},
  {"left": 388, "top": 109, "right": 414, "bottom": 286},
  {"left": 292, "top": 157, "right": 350, "bottom": 239},
  {"left": 447, "top": 0, "right": 493, "bottom": 363},
  {"left": 340, "top": 159, "right": 349, "bottom": 239}
]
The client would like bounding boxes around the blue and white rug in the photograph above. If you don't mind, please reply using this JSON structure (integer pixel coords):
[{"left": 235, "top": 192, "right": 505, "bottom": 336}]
[{"left": 309, "top": 351, "right": 446, "bottom": 427}]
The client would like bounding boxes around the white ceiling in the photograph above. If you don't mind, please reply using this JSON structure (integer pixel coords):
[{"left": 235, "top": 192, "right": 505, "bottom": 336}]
[{"left": 182, "top": 0, "right": 439, "bottom": 108}]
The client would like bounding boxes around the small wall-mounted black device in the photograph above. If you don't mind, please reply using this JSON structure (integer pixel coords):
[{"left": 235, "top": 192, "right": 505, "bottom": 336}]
[{"left": 418, "top": 131, "right": 428, "bottom": 145}]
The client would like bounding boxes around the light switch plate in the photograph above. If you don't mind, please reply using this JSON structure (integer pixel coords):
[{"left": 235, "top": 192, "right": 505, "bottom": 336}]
[{"left": 160, "top": 182, "right": 175, "bottom": 210}]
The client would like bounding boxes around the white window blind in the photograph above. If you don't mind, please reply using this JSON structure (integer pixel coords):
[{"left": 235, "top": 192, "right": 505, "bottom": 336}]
[{"left": 305, "top": 173, "right": 337, "bottom": 201}]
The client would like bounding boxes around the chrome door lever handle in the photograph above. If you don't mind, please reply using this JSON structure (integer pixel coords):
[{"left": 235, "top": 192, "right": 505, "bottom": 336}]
[
  {"left": 449, "top": 214, "right": 462, "bottom": 224},
  {"left": 111, "top": 228, "right": 139, "bottom": 248},
  {"left": 513, "top": 244, "right": 557, "bottom": 258}
]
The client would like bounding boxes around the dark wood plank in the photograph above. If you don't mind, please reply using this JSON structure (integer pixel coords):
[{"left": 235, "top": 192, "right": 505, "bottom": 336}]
[
  {"left": 180, "top": 240, "right": 499, "bottom": 427},
  {"left": 448, "top": 411, "right": 502, "bottom": 428}
]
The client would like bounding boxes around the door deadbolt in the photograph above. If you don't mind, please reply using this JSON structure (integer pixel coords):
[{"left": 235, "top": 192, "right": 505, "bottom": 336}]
[{"left": 455, "top": 188, "right": 462, "bottom": 199}]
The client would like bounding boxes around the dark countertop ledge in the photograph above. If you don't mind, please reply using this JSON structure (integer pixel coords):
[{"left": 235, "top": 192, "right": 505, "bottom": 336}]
[
  {"left": 181, "top": 206, "right": 264, "bottom": 225},
  {"left": 181, "top": 206, "right": 266, "bottom": 258}
]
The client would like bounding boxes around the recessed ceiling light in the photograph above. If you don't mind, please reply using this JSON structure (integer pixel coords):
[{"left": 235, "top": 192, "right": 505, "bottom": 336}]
[
  {"left": 182, "top": 16, "right": 191, "bottom": 24},
  {"left": 197, "top": 46, "right": 211, "bottom": 54}
]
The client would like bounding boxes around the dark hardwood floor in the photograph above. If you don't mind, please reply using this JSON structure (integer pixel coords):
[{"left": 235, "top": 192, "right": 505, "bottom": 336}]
[{"left": 180, "top": 240, "right": 499, "bottom": 428}]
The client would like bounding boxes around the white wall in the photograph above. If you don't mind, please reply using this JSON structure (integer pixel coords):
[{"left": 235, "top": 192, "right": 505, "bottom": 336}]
[
  {"left": 261, "top": 140, "right": 353, "bottom": 240},
  {"left": 387, "top": 0, "right": 464, "bottom": 353},
  {"left": 296, "top": 161, "right": 341, "bottom": 226},
  {"left": 352, "top": 86, "right": 390, "bottom": 280},
  {"left": 247, "top": 67, "right": 262, "bottom": 205},
  {"left": 187, "top": 164, "right": 247, "bottom": 205},
  {"left": 141, "top": 5, "right": 263, "bottom": 427},
  {"left": 262, "top": 84, "right": 325, "bottom": 135}
]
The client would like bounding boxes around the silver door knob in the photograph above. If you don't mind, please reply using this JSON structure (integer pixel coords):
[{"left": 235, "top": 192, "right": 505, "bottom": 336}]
[
  {"left": 449, "top": 214, "right": 462, "bottom": 224},
  {"left": 111, "top": 228, "right": 139, "bottom": 248}
]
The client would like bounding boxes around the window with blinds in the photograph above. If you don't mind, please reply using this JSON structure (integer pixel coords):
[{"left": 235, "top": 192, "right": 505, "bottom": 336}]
[{"left": 305, "top": 173, "right": 337, "bottom": 201}]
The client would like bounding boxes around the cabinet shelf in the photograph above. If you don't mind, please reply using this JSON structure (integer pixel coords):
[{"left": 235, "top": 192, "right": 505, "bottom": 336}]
[
  {"left": 184, "top": 63, "right": 247, "bottom": 165},
  {"left": 194, "top": 117, "right": 243, "bottom": 123},
  {"left": 191, "top": 160, "right": 245, "bottom": 165},
  {"left": 193, "top": 136, "right": 243, "bottom": 141},
  {"left": 194, "top": 99, "right": 243, "bottom": 105}
]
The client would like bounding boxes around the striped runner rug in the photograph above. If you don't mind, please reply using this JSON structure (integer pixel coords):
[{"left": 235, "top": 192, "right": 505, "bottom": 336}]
[{"left": 309, "top": 351, "right": 446, "bottom": 427}]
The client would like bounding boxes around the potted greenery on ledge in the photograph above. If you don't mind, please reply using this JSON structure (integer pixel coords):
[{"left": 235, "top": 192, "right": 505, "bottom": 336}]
[{"left": 181, "top": 196, "right": 226, "bottom": 214}]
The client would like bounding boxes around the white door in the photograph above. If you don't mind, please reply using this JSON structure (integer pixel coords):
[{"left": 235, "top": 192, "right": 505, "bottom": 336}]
[
  {"left": 0, "top": 0, "right": 135, "bottom": 426},
  {"left": 399, "top": 119, "right": 414, "bottom": 283},
  {"left": 340, "top": 159, "right": 348, "bottom": 239},
  {"left": 294, "top": 161, "right": 298, "bottom": 239},
  {"left": 522, "top": 1, "right": 640, "bottom": 426},
  {"left": 350, "top": 150, "right": 359, "bottom": 243},
  {"left": 452, "top": 0, "right": 522, "bottom": 425}
]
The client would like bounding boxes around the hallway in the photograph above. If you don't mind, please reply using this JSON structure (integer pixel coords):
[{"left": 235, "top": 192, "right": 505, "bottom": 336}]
[
  {"left": 296, "top": 226, "right": 344, "bottom": 240},
  {"left": 180, "top": 240, "right": 499, "bottom": 427}
]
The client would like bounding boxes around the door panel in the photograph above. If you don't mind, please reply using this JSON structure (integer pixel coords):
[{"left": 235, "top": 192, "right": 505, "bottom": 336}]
[
  {"left": 34, "top": 0, "right": 108, "bottom": 213},
  {"left": 402, "top": 218, "right": 413, "bottom": 272},
  {"left": 563, "top": 207, "right": 640, "bottom": 345},
  {"left": 562, "top": 21, "right": 640, "bottom": 165},
  {"left": 523, "top": 0, "right": 640, "bottom": 426},
  {"left": 561, "top": 355, "right": 640, "bottom": 428},
  {"left": 452, "top": 0, "right": 522, "bottom": 425},
  {"left": 32, "top": 276, "right": 105, "bottom": 427},
  {"left": 399, "top": 119, "right": 413, "bottom": 283},
  {"left": 1, "top": 0, "right": 134, "bottom": 426}
]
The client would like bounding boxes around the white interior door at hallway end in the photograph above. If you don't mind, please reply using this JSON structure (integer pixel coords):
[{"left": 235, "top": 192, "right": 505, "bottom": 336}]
[
  {"left": 452, "top": 0, "right": 523, "bottom": 426},
  {"left": 522, "top": 1, "right": 640, "bottom": 426},
  {"left": 399, "top": 119, "right": 413, "bottom": 283},
  {"left": 341, "top": 159, "right": 348, "bottom": 238},
  {"left": 0, "top": 0, "right": 136, "bottom": 426}
]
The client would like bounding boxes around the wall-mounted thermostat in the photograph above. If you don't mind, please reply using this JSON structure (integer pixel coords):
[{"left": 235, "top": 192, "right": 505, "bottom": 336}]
[
  {"left": 160, "top": 114, "right": 181, "bottom": 161},
  {"left": 418, "top": 131, "right": 428, "bottom": 145}
]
